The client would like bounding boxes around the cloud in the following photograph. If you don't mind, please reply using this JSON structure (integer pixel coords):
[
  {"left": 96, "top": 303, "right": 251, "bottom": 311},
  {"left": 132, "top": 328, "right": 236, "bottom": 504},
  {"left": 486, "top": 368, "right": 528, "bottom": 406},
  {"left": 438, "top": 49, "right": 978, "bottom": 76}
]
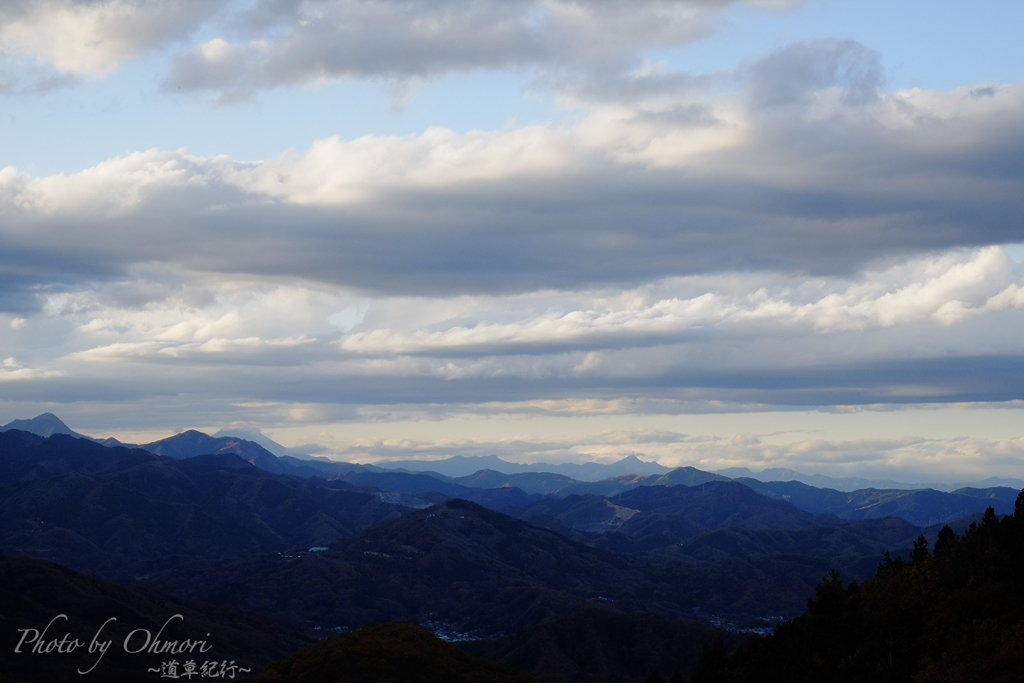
[
  {"left": 70, "top": 335, "right": 318, "bottom": 363},
  {"left": 0, "top": 0, "right": 229, "bottom": 76},
  {"left": 56, "top": 275, "right": 345, "bottom": 365},
  {"left": 1, "top": 69, "right": 1022, "bottom": 306},
  {"left": 1, "top": 5, "right": 1021, "bottom": 483},
  {"left": 0, "top": 356, "right": 63, "bottom": 382},
  {"left": 271, "top": 426, "right": 1024, "bottom": 483},
  {"left": 0, "top": 0, "right": 809, "bottom": 98},
  {"left": 2, "top": 243, "right": 1023, "bottom": 419},
  {"left": 1, "top": 38, "right": 1022, "bottom": 443},
  {"left": 748, "top": 39, "right": 884, "bottom": 108},
  {"left": 302, "top": 424, "right": 712, "bottom": 466},
  {"left": 162, "top": 0, "right": 793, "bottom": 100},
  {"left": 335, "top": 246, "right": 1024, "bottom": 356}
]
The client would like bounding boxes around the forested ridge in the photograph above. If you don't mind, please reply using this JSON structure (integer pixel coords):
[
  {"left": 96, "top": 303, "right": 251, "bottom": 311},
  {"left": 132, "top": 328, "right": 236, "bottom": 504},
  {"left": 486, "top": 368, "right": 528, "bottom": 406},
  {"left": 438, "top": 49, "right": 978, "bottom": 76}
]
[{"left": 689, "top": 491, "right": 1024, "bottom": 683}]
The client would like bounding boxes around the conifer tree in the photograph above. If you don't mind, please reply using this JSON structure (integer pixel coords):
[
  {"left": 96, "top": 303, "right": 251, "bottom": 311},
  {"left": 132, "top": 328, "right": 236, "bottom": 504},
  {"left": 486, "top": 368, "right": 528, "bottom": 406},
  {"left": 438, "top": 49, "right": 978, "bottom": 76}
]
[
  {"left": 910, "top": 534, "right": 930, "bottom": 564},
  {"left": 933, "top": 524, "right": 957, "bottom": 557}
]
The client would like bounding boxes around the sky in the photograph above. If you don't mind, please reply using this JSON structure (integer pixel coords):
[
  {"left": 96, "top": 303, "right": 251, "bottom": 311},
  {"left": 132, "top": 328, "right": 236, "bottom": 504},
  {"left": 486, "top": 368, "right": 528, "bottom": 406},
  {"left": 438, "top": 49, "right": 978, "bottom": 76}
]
[{"left": 1, "top": 0, "right": 1024, "bottom": 483}]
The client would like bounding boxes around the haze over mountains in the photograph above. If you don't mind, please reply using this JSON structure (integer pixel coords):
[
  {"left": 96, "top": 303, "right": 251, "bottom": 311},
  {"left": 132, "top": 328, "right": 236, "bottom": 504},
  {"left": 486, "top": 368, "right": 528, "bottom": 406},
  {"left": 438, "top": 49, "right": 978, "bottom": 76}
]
[
  {"left": 4, "top": 413, "right": 1021, "bottom": 493},
  {"left": 1, "top": 414, "right": 1021, "bottom": 536}
]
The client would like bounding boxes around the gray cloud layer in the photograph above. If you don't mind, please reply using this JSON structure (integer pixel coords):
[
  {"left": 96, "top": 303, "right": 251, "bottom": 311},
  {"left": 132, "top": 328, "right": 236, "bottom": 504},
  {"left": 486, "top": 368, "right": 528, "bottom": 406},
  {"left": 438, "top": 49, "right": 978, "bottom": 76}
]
[
  {"left": 2, "top": 48, "right": 1022, "bottom": 308},
  {"left": 162, "top": 0, "right": 762, "bottom": 99}
]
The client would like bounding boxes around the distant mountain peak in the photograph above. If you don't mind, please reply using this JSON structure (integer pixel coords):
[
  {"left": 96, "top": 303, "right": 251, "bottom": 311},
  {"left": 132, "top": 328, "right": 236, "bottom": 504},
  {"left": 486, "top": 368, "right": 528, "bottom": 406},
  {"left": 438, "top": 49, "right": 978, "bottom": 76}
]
[
  {"left": 0, "top": 412, "right": 83, "bottom": 438},
  {"left": 144, "top": 430, "right": 270, "bottom": 459},
  {"left": 213, "top": 426, "right": 290, "bottom": 456}
]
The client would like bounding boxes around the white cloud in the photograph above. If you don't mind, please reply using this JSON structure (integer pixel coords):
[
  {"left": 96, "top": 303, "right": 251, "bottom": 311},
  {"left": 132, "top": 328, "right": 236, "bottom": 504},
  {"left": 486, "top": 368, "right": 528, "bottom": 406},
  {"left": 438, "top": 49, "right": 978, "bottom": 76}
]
[
  {"left": 0, "top": 356, "right": 63, "bottom": 381},
  {"left": 5, "top": 149, "right": 228, "bottom": 216},
  {"left": 60, "top": 277, "right": 344, "bottom": 364},
  {"left": 70, "top": 335, "right": 317, "bottom": 362},
  {"left": 0, "top": 0, "right": 228, "bottom": 75},
  {"left": 335, "top": 246, "right": 1024, "bottom": 357},
  {"left": 233, "top": 126, "right": 583, "bottom": 205}
]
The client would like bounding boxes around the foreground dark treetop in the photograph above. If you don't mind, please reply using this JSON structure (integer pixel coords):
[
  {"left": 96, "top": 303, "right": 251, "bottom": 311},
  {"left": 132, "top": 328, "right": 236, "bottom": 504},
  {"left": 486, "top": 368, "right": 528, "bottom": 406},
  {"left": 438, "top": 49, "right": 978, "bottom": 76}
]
[{"left": 690, "top": 492, "right": 1024, "bottom": 683}]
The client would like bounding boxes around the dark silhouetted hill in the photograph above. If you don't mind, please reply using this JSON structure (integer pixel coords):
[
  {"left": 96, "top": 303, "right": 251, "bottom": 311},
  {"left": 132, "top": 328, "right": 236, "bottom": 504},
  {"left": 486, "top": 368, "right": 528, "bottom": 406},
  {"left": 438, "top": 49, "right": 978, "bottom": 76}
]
[
  {"left": 0, "top": 431, "right": 413, "bottom": 579},
  {"left": 144, "top": 498, "right": 919, "bottom": 636},
  {"left": 462, "top": 608, "right": 746, "bottom": 683},
  {"left": 556, "top": 468, "right": 731, "bottom": 498},
  {"left": 147, "top": 499, "right": 643, "bottom": 635},
  {"left": 142, "top": 429, "right": 378, "bottom": 479},
  {"left": 740, "top": 479, "right": 1019, "bottom": 526},
  {"left": 334, "top": 470, "right": 470, "bottom": 496},
  {"left": 455, "top": 470, "right": 580, "bottom": 495},
  {"left": 0, "top": 554, "right": 310, "bottom": 683},
  {"left": 515, "top": 482, "right": 830, "bottom": 552},
  {"left": 249, "top": 622, "right": 539, "bottom": 683}
]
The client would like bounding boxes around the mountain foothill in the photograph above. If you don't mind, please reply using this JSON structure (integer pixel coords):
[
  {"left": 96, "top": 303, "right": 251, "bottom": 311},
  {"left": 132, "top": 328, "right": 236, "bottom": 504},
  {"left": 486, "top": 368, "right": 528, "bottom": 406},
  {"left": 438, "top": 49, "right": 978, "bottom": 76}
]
[{"left": 1, "top": 413, "right": 1022, "bottom": 683}]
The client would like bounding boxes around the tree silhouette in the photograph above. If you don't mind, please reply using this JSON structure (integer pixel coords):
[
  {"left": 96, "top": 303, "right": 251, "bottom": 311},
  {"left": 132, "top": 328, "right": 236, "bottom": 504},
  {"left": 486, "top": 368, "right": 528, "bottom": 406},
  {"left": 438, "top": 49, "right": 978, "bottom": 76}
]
[
  {"left": 933, "top": 524, "right": 957, "bottom": 557},
  {"left": 910, "top": 534, "right": 930, "bottom": 564},
  {"left": 687, "top": 488, "right": 1024, "bottom": 683}
]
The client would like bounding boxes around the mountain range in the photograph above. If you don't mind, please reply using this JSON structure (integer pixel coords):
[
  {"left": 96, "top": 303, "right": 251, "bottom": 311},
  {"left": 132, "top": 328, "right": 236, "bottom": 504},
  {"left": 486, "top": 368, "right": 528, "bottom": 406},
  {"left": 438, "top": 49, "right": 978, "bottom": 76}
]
[
  {"left": 716, "top": 465, "right": 1024, "bottom": 493},
  {"left": 738, "top": 478, "right": 1020, "bottom": 527},
  {"left": 374, "top": 453, "right": 673, "bottom": 480},
  {"left": 3, "top": 413, "right": 1020, "bottom": 531},
  {"left": 0, "top": 430, "right": 419, "bottom": 580},
  {"left": 0, "top": 429, "right": 931, "bottom": 632},
  {"left": 3, "top": 413, "right": 1024, "bottom": 681},
  {"left": 4, "top": 413, "right": 1022, "bottom": 493}
]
